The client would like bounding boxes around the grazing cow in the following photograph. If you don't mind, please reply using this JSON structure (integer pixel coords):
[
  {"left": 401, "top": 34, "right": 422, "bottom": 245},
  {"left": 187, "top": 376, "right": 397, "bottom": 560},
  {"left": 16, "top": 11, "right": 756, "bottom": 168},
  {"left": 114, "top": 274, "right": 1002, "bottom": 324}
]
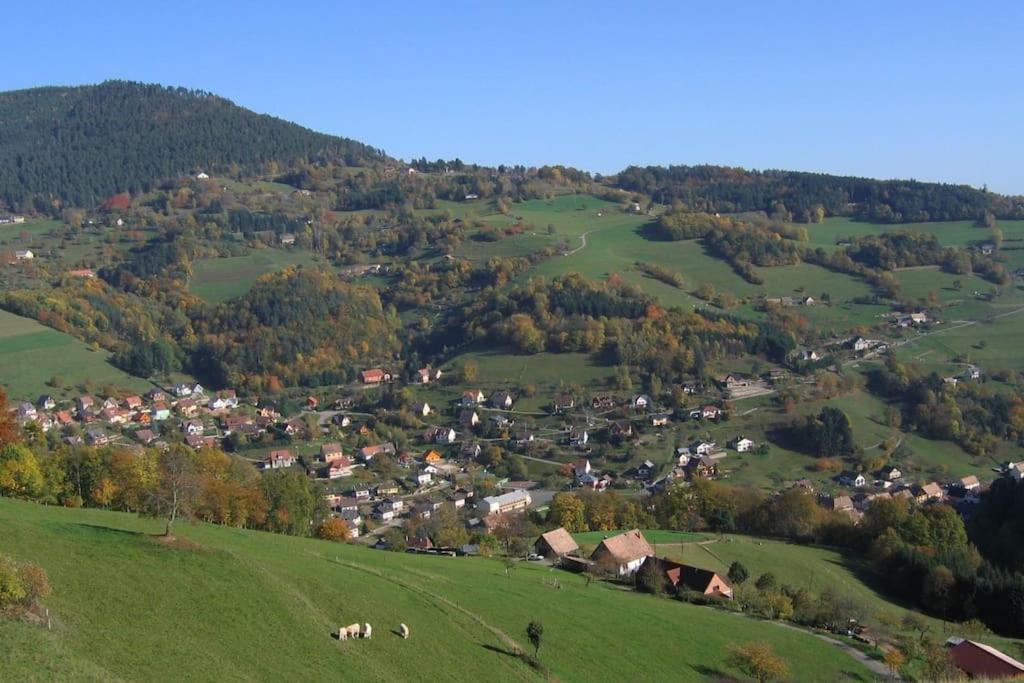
[
  {"left": 362, "top": 623, "right": 372, "bottom": 639},
  {"left": 340, "top": 623, "right": 361, "bottom": 640},
  {"left": 399, "top": 623, "right": 409, "bottom": 639}
]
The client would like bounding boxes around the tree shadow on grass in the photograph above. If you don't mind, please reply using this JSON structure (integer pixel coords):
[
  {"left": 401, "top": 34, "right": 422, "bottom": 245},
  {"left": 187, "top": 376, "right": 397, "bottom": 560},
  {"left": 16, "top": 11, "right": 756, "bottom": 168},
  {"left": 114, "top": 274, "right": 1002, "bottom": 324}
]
[
  {"left": 481, "top": 643, "right": 521, "bottom": 658},
  {"left": 689, "top": 663, "right": 737, "bottom": 681},
  {"left": 70, "top": 522, "right": 143, "bottom": 536}
]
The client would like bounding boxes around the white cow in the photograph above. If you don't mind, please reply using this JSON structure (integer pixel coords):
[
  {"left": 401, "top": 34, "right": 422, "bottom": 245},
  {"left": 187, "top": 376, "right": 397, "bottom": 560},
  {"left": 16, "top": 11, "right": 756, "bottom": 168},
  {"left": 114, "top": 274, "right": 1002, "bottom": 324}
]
[
  {"left": 339, "top": 623, "right": 361, "bottom": 641},
  {"left": 362, "top": 623, "right": 372, "bottom": 639},
  {"left": 399, "top": 623, "right": 409, "bottom": 639}
]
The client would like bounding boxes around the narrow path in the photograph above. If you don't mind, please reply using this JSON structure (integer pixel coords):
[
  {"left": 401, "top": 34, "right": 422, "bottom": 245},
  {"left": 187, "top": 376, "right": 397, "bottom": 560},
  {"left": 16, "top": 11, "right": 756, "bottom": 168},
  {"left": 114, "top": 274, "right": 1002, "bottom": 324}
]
[{"left": 563, "top": 231, "right": 591, "bottom": 256}]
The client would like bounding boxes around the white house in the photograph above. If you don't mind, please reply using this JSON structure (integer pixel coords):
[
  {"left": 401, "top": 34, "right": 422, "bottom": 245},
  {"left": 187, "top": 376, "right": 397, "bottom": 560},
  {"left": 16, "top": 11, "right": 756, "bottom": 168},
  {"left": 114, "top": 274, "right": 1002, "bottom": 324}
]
[
  {"left": 590, "top": 530, "right": 653, "bottom": 576},
  {"left": 839, "top": 471, "right": 867, "bottom": 487},
  {"left": 15, "top": 249, "right": 34, "bottom": 260},
  {"left": 567, "top": 428, "right": 589, "bottom": 447},
  {"left": 327, "top": 457, "right": 355, "bottom": 479},
  {"left": 461, "top": 390, "right": 486, "bottom": 406},
  {"left": 195, "top": 171, "right": 210, "bottom": 179},
  {"left": 693, "top": 441, "right": 717, "bottom": 456},
  {"left": 414, "top": 470, "right": 432, "bottom": 486},
  {"left": 701, "top": 405, "right": 721, "bottom": 420},
  {"left": 730, "top": 437, "right": 755, "bottom": 453},
  {"left": 490, "top": 391, "right": 514, "bottom": 410},
  {"left": 411, "top": 401, "right": 432, "bottom": 417},
  {"left": 631, "top": 394, "right": 652, "bottom": 410},
  {"left": 266, "top": 450, "right": 296, "bottom": 469}
]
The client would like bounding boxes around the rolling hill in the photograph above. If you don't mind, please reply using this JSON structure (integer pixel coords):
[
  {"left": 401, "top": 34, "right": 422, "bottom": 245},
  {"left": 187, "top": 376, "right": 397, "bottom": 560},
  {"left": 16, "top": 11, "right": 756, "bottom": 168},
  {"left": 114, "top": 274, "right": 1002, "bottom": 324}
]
[
  {"left": 0, "top": 498, "right": 875, "bottom": 682},
  {"left": 0, "top": 80, "right": 386, "bottom": 208}
]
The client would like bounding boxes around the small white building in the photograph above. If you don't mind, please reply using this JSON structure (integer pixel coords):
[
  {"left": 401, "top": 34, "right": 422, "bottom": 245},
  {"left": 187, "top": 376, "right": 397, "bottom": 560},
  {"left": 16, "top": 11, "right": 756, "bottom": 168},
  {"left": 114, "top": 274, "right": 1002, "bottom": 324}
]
[
  {"left": 15, "top": 249, "right": 34, "bottom": 260},
  {"left": 731, "top": 437, "right": 755, "bottom": 453}
]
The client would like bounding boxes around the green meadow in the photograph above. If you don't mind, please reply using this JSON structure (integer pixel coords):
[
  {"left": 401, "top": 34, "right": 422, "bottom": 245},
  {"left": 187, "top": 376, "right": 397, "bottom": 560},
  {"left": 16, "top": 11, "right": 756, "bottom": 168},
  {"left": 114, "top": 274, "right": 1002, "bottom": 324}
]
[
  {"left": 0, "top": 498, "right": 874, "bottom": 682},
  {"left": 190, "top": 248, "right": 326, "bottom": 302},
  {"left": 0, "top": 309, "right": 152, "bottom": 400}
]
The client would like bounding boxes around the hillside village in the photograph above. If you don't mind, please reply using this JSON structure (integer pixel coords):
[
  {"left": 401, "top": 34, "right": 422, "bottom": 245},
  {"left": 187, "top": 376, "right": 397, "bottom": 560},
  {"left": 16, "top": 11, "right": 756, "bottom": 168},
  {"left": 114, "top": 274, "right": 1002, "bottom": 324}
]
[
  {"left": 8, "top": 340, "right": 1009, "bottom": 550},
  {"left": 4, "top": 73, "right": 1024, "bottom": 680}
]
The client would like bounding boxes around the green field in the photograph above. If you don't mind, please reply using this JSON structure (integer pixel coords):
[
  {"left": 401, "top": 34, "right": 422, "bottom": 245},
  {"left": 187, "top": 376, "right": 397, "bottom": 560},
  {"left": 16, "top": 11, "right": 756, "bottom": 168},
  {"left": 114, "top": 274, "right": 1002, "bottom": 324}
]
[
  {"left": 0, "top": 309, "right": 153, "bottom": 400},
  {"left": 0, "top": 498, "right": 874, "bottom": 681},
  {"left": 659, "top": 534, "right": 1022, "bottom": 654},
  {"left": 799, "top": 217, "right": 1024, "bottom": 250},
  {"left": 450, "top": 347, "right": 615, "bottom": 392},
  {"left": 190, "top": 249, "right": 325, "bottom": 302}
]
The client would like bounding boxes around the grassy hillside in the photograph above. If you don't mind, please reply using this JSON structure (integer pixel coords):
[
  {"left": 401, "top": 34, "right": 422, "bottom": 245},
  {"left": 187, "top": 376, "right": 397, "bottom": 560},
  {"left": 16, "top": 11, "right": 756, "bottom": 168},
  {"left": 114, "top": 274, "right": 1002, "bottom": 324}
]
[
  {"left": 661, "top": 535, "right": 1024, "bottom": 654},
  {"left": 190, "top": 249, "right": 326, "bottom": 303},
  {"left": 0, "top": 499, "right": 875, "bottom": 681},
  {"left": 0, "top": 309, "right": 154, "bottom": 400}
]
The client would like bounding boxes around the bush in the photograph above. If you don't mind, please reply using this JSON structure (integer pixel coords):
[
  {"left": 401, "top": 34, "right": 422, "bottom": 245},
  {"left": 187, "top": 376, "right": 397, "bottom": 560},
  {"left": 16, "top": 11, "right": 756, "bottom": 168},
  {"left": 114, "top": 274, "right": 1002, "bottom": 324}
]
[{"left": 0, "top": 554, "right": 50, "bottom": 613}]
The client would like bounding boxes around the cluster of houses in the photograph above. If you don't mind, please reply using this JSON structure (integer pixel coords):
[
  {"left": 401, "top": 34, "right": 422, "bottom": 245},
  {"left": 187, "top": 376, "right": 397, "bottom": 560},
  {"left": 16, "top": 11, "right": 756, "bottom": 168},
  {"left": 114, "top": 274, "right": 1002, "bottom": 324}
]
[
  {"left": 534, "top": 528, "right": 734, "bottom": 598},
  {"left": 814, "top": 465, "right": 985, "bottom": 521},
  {"left": 764, "top": 295, "right": 817, "bottom": 308},
  {"left": 11, "top": 383, "right": 312, "bottom": 461},
  {"left": 323, "top": 475, "right": 485, "bottom": 539}
]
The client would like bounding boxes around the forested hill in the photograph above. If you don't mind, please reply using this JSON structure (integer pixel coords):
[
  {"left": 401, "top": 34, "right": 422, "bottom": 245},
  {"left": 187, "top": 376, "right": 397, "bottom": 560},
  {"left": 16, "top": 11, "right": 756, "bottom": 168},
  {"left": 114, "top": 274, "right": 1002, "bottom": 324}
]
[
  {"left": 0, "top": 80, "right": 386, "bottom": 210},
  {"left": 614, "top": 164, "right": 1024, "bottom": 223}
]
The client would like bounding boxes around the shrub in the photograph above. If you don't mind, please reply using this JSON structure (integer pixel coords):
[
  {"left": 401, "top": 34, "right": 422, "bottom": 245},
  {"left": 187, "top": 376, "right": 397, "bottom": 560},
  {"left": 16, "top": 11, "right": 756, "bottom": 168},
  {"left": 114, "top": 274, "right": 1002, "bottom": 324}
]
[{"left": 0, "top": 554, "right": 50, "bottom": 614}]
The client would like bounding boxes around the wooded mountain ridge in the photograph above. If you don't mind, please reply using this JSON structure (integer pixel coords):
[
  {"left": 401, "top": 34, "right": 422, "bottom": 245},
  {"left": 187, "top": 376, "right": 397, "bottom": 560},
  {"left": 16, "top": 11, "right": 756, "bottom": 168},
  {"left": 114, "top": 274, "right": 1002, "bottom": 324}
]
[
  {"left": 0, "top": 81, "right": 386, "bottom": 210},
  {"left": 1, "top": 80, "right": 1021, "bottom": 223}
]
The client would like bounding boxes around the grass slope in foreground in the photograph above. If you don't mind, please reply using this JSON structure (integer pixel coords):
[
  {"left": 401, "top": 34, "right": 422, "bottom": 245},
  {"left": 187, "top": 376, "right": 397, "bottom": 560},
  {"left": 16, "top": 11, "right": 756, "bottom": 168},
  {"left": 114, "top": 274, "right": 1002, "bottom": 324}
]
[{"left": 0, "top": 499, "right": 873, "bottom": 682}]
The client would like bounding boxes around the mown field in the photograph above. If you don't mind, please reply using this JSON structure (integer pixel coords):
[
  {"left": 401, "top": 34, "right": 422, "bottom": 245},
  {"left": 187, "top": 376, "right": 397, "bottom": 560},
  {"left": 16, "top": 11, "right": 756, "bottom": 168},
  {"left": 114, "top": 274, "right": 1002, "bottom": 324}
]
[
  {"left": 0, "top": 499, "right": 875, "bottom": 682},
  {"left": 0, "top": 309, "right": 153, "bottom": 400},
  {"left": 659, "top": 534, "right": 1022, "bottom": 653},
  {"left": 190, "top": 248, "right": 326, "bottom": 302}
]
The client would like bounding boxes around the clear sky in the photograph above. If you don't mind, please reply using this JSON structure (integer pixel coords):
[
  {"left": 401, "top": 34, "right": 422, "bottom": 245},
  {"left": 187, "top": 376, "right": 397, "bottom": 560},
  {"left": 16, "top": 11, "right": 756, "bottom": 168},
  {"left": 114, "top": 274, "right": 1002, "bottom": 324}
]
[{"left": 4, "top": 1, "right": 1022, "bottom": 193}]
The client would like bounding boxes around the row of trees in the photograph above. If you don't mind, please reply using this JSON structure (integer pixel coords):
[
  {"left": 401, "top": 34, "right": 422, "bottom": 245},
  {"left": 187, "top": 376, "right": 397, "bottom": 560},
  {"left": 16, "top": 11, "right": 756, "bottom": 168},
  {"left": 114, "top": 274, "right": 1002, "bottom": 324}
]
[
  {"left": 615, "top": 164, "right": 1020, "bottom": 223},
  {"left": 0, "top": 432, "right": 323, "bottom": 540}
]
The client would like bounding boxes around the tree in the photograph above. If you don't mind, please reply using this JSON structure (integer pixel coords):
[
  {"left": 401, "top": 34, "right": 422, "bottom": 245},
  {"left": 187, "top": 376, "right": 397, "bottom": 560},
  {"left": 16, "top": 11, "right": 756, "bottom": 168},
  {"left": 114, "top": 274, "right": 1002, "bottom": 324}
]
[
  {"left": 755, "top": 572, "right": 778, "bottom": 592},
  {"left": 503, "top": 557, "right": 517, "bottom": 579},
  {"left": 526, "top": 620, "right": 544, "bottom": 659},
  {"left": 806, "top": 407, "right": 855, "bottom": 457},
  {"left": 141, "top": 445, "right": 200, "bottom": 537},
  {"left": 728, "top": 641, "right": 789, "bottom": 683},
  {"left": 316, "top": 518, "right": 350, "bottom": 542},
  {"left": 0, "top": 443, "right": 44, "bottom": 499},
  {"left": 260, "top": 469, "right": 317, "bottom": 536},
  {"left": 461, "top": 360, "right": 479, "bottom": 383},
  {"left": 727, "top": 561, "right": 750, "bottom": 585},
  {"left": 0, "top": 389, "right": 19, "bottom": 448},
  {"left": 637, "top": 559, "right": 667, "bottom": 595}
]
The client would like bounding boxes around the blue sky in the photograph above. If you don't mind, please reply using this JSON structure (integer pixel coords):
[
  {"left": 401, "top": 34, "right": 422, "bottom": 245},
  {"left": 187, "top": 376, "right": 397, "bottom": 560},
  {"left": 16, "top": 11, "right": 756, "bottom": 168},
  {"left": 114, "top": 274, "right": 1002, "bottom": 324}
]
[{"left": 4, "top": 1, "right": 1022, "bottom": 193}]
